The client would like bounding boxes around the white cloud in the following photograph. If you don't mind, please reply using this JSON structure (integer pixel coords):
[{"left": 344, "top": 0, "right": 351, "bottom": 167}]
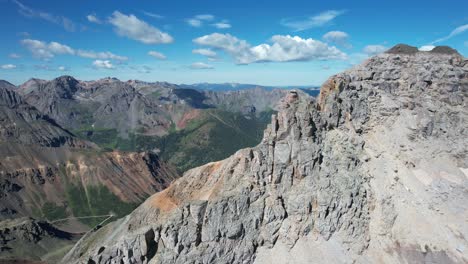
[
  {"left": 192, "top": 49, "right": 217, "bottom": 58},
  {"left": 148, "top": 51, "right": 167, "bottom": 60},
  {"left": 195, "top": 14, "right": 214, "bottom": 21},
  {"left": 108, "top": 11, "right": 173, "bottom": 44},
  {"left": 193, "top": 33, "right": 346, "bottom": 64},
  {"left": 431, "top": 24, "right": 468, "bottom": 44},
  {"left": 21, "top": 39, "right": 128, "bottom": 61},
  {"left": 76, "top": 50, "right": 128, "bottom": 61},
  {"left": 142, "top": 11, "right": 163, "bottom": 19},
  {"left": 92, "top": 60, "right": 114, "bottom": 69},
  {"left": 48, "top": 41, "right": 74, "bottom": 55},
  {"left": 186, "top": 18, "right": 202, "bottom": 27},
  {"left": 186, "top": 14, "right": 216, "bottom": 27},
  {"left": 281, "top": 10, "right": 345, "bottom": 32},
  {"left": 363, "top": 45, "right": 387, "bottom": 55},
  {"left": 190, "top": 62, "right": 214, "bottom": 69},
  {"left": 58, "top": 66, "right": 68, "bottom": 71},
  {"left": 87, "top": 14, "right": 101, "bottom": 24},
  {"left": 9, "top": 53, "right": 21, "bottom": 59},
  {"left": 419, "top": 45, "right": 435, "bottom": 51},
  {"left": 13, "top": 0, "right": 76, "bottom": 31},
  {"left": 21, "top": 39, "right": 55, "bottom": 59},
  {"left": 212, "top": 21, "right": 231, "bottom": 29},
  {"left": 323, "top": 31, "right": 351, "bottom": 48},
  {"left": 1, "top": 64, "right": 16, "bottom": 70}
]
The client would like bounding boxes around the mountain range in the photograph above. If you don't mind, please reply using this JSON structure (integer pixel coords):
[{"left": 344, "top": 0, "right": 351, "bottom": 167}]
[
  {"left": 0, "top": 44, "right": 467, "bottom": 263},
  {"left": 0, "top": 75, "right": 293, "bottom": 262},
  {"left": 63, "top": 44, "right": 468, "bottom": 264}
]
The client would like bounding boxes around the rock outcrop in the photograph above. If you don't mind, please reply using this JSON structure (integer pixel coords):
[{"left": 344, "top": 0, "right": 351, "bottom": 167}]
[
  {"left": 63, "top": 45, "right": 467, "bottom": 263},
  {"left": 0, "top": 218, "right": 79, "bottom": 263}
]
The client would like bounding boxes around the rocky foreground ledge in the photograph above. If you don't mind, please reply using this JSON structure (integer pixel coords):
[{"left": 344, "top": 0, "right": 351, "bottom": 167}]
[{"left": 63, "top": 45, "right": 468, "bottom": 264}]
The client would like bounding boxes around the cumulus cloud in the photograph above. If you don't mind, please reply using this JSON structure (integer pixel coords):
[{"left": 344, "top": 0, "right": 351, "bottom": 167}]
[
  {"left": 148, "top": 50, "right": 167, "bottom": 60},
  {"left": 58, "top": 66, "right": 69, "bottom": 71},
  {"left": 431, "top": 24, "right": 468, "bottom": 44},
  {"left": 281, "top": 10, "right": 345, "bottom": 32},
  {"left": 323, "top": 31, "right": 351, "bottom": 48},
  {"left": 419, "top": 45, "right": 435, "bottom": 51},
  {"left": 13, "top": 0, "right": 76, "bottom": 31},
  {"left": 9, "top": 53, "right": 21, "bottom": 59},
  {"left": 190, "top": 62, "right": 214, "bottom": 69},
  {"left": 92, "top": 60, "right": 114, "bottom": 69},
  {"left": 108, "top": 11, "right": 173, "bottom": 44},
  {"left": 21, "top": 39, "right": 72, "bottom": 60},
  {"left": 363, "top": 45, "right": 387, "bottom": 55},
  {"left": 87, "top": 14, "right": 102, "bottom": 24},
  {"left": 192, "top": 48, "right": 217, "bottom": 58},
  {"left": 1, "top": 64, "right": 16, "bottom": 70},
  {"left": 21, "top": 39, "right": 128, "bottom": 61},
  {"left": 193, "top": 33, "right": 346, "bottom": 64},
  {"left": 186, "top": 14, "right": 217, "bottom": 27}
]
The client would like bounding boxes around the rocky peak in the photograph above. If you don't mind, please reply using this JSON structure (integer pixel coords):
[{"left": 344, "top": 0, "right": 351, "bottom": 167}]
[
  {"left": 429, "top": 45, "right": 461, "bottom": 55},
  {"left": 386, "top": 43, "right": 463, "bottom": 57},
  {"left": 63, "top": 45, "right": 468, "bottom": 264},
  {"left": 0, "top": 80, "right": 16, "bottom": 90},
  {"left": 385, "top": 43, "right": 420, "bottom": 54},
  {"left": 47, "top": 76, "right": 80, "bottom": 99}
]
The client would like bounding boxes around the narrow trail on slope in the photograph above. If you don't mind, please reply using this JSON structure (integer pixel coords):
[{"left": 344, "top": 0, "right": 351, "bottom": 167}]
[
  {"left": 55, "top": 214, "right": 115, "bottom": 237},
  {"left": 49, "top": 214, "right": 114, "bottom": 224}
]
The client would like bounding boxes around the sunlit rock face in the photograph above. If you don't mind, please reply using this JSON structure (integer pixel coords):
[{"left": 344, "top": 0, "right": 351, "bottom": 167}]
[{"left": 63, "top": 45, "right": 468, "bottom": 264}]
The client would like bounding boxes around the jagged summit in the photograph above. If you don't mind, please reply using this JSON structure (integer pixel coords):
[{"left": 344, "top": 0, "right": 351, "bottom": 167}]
[
  {"left": 386, "top": 43, "right": 463, "bottom": 56},
  {"left": 0, "top": 80, "right": 16, "bottom": 90},
  {"left": 386, "top": 44, "right": 420, "bottom": 54},
  {"left": 63, "top": 49, "right": 467, "bottom": 264},
  {"left": 429, "top": 45, "right": 461, "bottom": 55}
]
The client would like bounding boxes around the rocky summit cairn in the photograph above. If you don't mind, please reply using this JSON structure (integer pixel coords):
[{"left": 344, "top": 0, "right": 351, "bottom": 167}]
[{"left": 63, "top": 46, "right": 468, "bottom": 264}]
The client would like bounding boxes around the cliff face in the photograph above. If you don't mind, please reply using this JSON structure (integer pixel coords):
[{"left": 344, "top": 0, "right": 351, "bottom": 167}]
[{"left": 63, "top": 46, "right": 468, "bottom": 264}]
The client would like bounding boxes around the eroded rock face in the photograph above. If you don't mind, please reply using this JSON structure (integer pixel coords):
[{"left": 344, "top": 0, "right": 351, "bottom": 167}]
[{"left": 63, "top": 47, "right": 468, "bottom": 263}]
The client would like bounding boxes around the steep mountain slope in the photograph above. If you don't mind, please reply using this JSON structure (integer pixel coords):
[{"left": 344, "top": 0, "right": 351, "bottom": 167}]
[
  {"left": 0, "top": 80, "right": 16, "bottom": 90},
  {"left": 0, "top": 86, "right": 178, "bottom": 227},
  {"left": 0, "top": 218, "right": 79, "bottom": 263},
  {"left": 16, "top": 78, "right": 287, "bottom": 171},
  {"left": 63, "top": 45, "right": 468, "bottom": 264}
]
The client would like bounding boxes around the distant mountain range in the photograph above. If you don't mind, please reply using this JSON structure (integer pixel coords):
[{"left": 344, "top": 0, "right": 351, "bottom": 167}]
[
  {"left": 8, "top": 76, "right": 310, "bottom": 172},
  {"left": 0, "top": 76, "right": 308, "bottom": 261},
  {"left": 180, "top": 82, "right": 320, "bottom": 93}
]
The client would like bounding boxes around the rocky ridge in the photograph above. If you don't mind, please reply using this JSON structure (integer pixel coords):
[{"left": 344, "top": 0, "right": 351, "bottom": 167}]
[
  {"left": 63, "top": 45, "right": 468, "bottom": 263},
  {"left": 0, "top": 218, "right": 79, "bottom": 263},
  {"left": 17, "top": 76, "right": 287, "bottom": 137}
]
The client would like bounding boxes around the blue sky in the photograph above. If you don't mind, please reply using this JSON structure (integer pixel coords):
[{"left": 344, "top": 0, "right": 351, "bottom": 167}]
[{"left": 0, "top": 0, "right": 467, "bottom": 86}]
